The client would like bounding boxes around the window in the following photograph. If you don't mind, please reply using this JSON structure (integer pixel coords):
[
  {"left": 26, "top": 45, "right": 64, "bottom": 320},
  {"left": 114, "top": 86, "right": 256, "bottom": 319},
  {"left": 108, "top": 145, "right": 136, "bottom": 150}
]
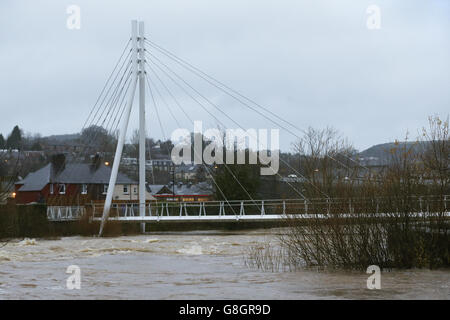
[
  {"left": 133, "top": 187, "right": 137, "bottom": 194},
  {"left": 81, "top": 184, "right": 87, "bottom": 195},
  {"left": 50, "top": 184, "right": 54, "bottom": 194},
  {"left": 123, "top": 185, "right": 129, "bottom": 194},
  {"left": 58, "top": 184, "right": 66, "bottom": 194},
  {"left": 103, "top": 184, "right": 108, "bottom": 194}
]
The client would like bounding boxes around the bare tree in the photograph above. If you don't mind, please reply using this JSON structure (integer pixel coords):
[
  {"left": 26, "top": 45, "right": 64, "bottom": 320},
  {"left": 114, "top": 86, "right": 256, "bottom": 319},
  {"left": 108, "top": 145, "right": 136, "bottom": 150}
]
[
  {"left": 292, "top": 126, "right": 357, "bottom": 198},
  {"left": 420, "top": 115, "right": 449, "bottom": 201}
]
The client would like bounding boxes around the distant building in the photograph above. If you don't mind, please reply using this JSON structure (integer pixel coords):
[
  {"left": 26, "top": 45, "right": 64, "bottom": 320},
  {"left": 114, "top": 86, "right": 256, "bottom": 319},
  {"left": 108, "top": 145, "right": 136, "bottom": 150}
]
[
  {"left": 146, "top": 159, "right": 174, "bottom": 171},
  {"left": 147, "top": 181, "right": 213, "bottom": 202},
  {"left": 121, "top": 158, "right": 177, "bottom": 172},
  {"left": 15, "top": 155, "right": 154, "bottom": 205},
  {"left": 0, "top": 149, "right": 44, "bottom": 161},
  {"left": 175, "top": 164, "right": 198, "bottom": 181},
  {"left": 175, "top": 164, "right": 212, "bottom": 181},
  {"left": 121, "top": 157, "right": 138, "bottom": 166},
  {"left": 42, "top": 142, "right": 83, "bottom": 155}
]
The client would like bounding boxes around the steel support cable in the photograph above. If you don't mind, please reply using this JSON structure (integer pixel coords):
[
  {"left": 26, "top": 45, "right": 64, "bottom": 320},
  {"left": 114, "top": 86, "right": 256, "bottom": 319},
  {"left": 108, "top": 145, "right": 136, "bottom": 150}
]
[
  {"left": 200, "top": 163, "right": 238, "bottom": 216},
  {"left": 145, "top": 59, "right": 224, "bottom": 130},
  {"left": 63, "top": 70, "right": 132, "bottom": 207},
  {"left": 53, "top": 110, "right": 122, "bottom": 206},
  {"left": 146, "top": 57, "right": 308, "bottom": 200},
  {"left": 95, "top": 61, "right": 132, "bottom": 129},
  {"left": 83, "top": 39, "right": 131, "bottom": 130},
  {"left": 109, "top": 74, "right": 133, "bottom": 134},
  {"left": 146, "top": 70, "right": 258, "bottom": 206},
  {"left": 109, "top": 72, "right": 135, "bottom": 134},
  {"left": 145, "top": 39, "right": 306, "bottom": 132},
  {"left": 146, "top": 72, "right": 182, "bottom": 128},
  {"left": 146, "top": 56, "right": 308, "bottom": 199},
  {"left": 146, "top": 55, "right": 312, "bottom": 199},
  {"left": 145, "top": 50, "right": 358, "bottom": 181},
  {"left": 102, "top": 69, "right": 133, "bottom": 130},
  {"left": 145, "top": 39, "right": 373, "bottom": 175},
  {"left": 48, "top": 39, "right": 133, "bottom": 206},
  {"left": 77, "top": 64, "right": 131, "bottom": 154},
  {"left": 146, "top": 52, "right": 247, "bottom": 129},
  {"left": 146, "top": 74, "right": 174, "bottom": 218},
  {"left": 144, "top": 56, "right": 193, "bottom": 124},
  {"left": 88, "top": 55, "right": 132, "bottom": 129},
  {"left": 105, "top": 72, "right": 132, "bottom": 133},
  {"left": 66, "top": 74, "right": 137, "bottom": 207},
  {"left": 143, "top": 67, "right": 176, "bottom": 197},
  {"left": 146, "top": 55, "right": 270, "bottom": 202},
  {"left": 144, "top": 63, "right": 261, "bottom": 206},
  {"left": 142, "top": 80, "right": 162, "bottom": 206},
  {"left": 85, "top": 49, "right": 132, "bottom": 129},
  {"left": 146, "top": 133, "right": 156, "bottom": 186},
  {"left": 63, "top": 62, "right": 134, "bottom": 206},
  {"left": 113, "top": 92, "right": 130, "bottom": 134},
  {"left": 145, "top": 73, "right": 237, "bottom": 215},
  {"left": 145, "top": 73, "right": 167, "bottom": 139},
  {"left": 90, "top": 50, "right": 132, "bottom": 125},
  {"left": 98, "top": 72, "right": 132, "bottom": 141},
  {"left": 145, "top": 41, "right": 305, "bottom": 137}
]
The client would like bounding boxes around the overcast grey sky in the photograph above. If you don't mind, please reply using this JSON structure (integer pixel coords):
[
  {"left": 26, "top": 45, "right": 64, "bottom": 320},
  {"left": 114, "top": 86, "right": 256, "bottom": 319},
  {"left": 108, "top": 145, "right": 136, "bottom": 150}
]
[{"left": 0, "top": 0, "right": 449, "bottom": 151}]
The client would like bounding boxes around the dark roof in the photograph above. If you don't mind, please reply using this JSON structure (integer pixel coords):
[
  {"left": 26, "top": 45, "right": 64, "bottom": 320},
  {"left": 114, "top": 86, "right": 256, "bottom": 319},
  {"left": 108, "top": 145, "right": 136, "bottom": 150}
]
[
  {"left": 150, "top": 182, "right": 213, "bottom": 196},
  {"left": 16, "top": 163, "right": 136, "bottom": 191},
  {"left": 175, "top": 164, "right": 199, "bottom": 174},
  {"left": 16, "top": 164, "right": 51, "bottom": 191},
  {"left": 146, "top": 184, "right": 166, "bottom": 195}
]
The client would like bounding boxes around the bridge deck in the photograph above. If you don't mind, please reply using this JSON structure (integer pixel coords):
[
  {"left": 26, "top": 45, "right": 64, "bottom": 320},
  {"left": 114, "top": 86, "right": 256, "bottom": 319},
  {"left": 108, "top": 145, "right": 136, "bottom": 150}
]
[
  {"left": 47, "top": 196, "right": 450, "bottom": 222},
  {"left": 92, "top": 214, "right": 284, "bottom": 223}
]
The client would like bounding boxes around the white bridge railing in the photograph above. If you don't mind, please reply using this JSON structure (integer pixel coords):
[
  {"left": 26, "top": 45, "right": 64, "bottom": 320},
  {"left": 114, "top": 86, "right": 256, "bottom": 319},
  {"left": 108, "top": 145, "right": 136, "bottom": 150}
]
[
  {"left": 92, "top": 200, "right": 284, "bottom": 222},
  {"left": 89, "top": 195, "right": 449, "bottom": 222},
  {"left": 46, "top": 195, "right": 450, "bottom": 222},
  {"left": 47, "top": 206, "right": 86, "bottom": 221}
]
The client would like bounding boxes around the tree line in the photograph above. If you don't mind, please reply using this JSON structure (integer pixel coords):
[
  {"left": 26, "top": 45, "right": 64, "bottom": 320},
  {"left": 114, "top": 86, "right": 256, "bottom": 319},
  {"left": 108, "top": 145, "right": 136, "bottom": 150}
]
[
  {"left": 0, "top": 125, "right": 23, "bottom": 150},
  {"left": 245, "top": 115, "right": 449, "bottom": 270}
]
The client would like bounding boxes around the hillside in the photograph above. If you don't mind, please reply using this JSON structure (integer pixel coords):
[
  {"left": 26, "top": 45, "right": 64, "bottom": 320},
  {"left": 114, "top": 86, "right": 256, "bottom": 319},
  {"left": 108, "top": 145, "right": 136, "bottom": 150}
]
[{"left": 358, "top": 141, "right": 428, "bottom": 165}]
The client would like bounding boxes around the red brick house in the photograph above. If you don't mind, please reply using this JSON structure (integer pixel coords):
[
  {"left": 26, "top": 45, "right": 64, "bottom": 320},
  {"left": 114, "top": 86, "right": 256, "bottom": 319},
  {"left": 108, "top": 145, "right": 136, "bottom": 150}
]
[{"left": 15, "top": 155, "right": 144, "bottom": 205}]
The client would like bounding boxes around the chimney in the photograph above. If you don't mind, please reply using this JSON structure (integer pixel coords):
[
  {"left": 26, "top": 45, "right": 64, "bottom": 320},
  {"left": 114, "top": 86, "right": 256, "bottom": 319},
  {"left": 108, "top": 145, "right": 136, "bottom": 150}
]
[
  {"left": 51, "top": 154, "right": 66, "bottom": 177},
  {"left": 91, "top": 153, "right": 102, "bottom": 171}
]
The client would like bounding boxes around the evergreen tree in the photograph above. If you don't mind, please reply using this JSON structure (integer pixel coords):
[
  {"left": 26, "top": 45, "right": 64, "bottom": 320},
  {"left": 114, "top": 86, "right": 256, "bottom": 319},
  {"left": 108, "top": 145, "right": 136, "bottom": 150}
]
[
  {"left": 6, "top": 125, "right": 22, "bottom": 150},
  {"left": 0, "top": 134, "right": 5, "bottom": 149},
  {"left": 213, "top": 149, "right": 261, "bottom": 200},
  {"left": 214, "top": 162, "right": 260, "bottom": 200}
]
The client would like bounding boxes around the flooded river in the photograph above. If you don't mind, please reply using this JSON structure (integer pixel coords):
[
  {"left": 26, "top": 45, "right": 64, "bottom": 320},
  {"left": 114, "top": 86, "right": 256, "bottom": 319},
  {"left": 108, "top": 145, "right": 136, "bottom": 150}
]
[{"left": 0, "top": 229, "right": 448, "bottom": 299}]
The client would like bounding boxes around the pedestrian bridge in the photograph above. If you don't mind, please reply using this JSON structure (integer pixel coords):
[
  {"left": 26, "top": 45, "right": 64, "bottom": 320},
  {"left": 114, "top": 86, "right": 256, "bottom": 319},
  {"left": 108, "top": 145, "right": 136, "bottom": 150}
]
[
  {"left": 96, "top": 199, "right": 293, "bottom": 223},
  {"left": 46, "top": 196, "right": 449, "bottom": 223}
]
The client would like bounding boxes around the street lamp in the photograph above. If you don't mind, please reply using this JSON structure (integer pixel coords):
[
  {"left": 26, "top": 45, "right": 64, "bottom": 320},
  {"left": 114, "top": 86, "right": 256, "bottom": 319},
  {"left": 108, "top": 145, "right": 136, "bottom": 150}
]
[{"left": 170, "top": 164, "right": 176, "bottom": 201}]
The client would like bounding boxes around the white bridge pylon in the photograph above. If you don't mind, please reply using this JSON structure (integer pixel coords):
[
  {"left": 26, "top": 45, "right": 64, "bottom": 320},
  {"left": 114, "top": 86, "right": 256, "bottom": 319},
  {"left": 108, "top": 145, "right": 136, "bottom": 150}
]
[{"left": 99, "top": 20, "right": 146, "bottom": 236}]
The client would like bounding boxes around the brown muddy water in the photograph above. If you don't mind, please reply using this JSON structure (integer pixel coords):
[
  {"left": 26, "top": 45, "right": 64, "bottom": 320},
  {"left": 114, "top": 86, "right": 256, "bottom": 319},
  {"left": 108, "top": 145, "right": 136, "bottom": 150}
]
[{"left": 0, "top": 229, "right": 448, "bottom": 299}]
